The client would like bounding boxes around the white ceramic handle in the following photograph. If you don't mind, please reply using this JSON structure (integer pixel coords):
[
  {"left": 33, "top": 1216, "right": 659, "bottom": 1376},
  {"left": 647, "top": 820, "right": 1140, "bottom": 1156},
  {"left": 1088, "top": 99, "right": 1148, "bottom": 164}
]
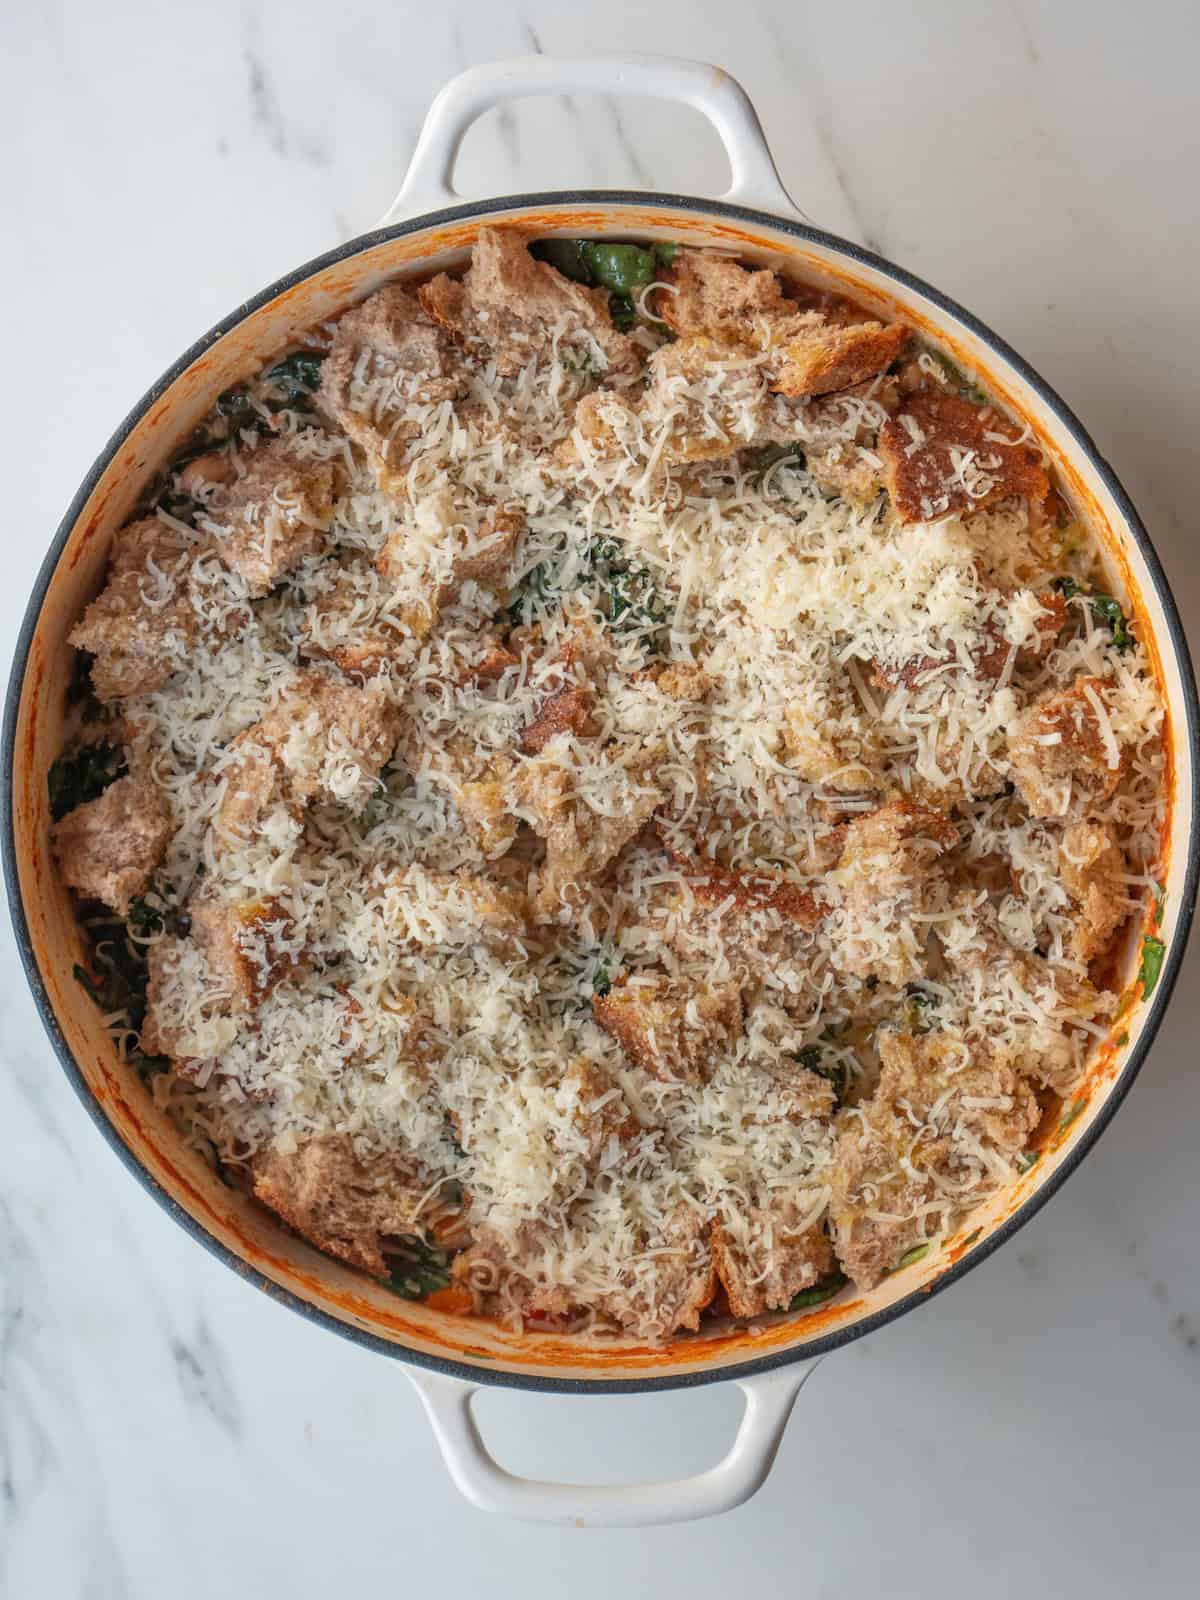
[
  {"left": 407, "top": 1360, "right": 818, "bottom": 1527},
  {"left": 381, "top": 54, "right": 804, "bottom": 225}
]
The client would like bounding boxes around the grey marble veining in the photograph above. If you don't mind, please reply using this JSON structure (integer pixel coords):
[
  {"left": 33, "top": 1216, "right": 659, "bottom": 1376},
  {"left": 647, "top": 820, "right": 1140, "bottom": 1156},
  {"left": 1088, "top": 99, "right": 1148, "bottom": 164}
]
[
  {"left": 168, "top": 1316, "right": 242, "bottom": 1438},
  {"left": 2, "top": 1, "right": 1199, "bottom": 1593}
]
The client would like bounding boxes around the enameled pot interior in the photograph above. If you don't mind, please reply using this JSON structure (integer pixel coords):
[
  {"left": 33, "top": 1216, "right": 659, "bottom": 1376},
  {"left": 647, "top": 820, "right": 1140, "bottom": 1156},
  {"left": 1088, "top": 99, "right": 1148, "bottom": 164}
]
[{"left": 7, "top": 197, "right": 1196, "bottom": 1391}]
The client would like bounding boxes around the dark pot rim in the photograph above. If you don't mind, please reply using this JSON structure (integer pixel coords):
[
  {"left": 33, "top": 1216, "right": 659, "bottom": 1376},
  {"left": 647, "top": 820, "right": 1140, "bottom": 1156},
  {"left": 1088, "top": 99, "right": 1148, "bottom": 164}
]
[{"left": 4, "top": 189, "right": 1197, "bottom": 1396}]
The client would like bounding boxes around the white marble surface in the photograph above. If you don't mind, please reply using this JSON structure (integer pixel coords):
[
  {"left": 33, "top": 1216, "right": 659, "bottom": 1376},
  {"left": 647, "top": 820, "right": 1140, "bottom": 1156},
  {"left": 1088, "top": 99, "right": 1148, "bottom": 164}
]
[{"left": 3, "top": 0, "right": 1200, "bottom": 1592}]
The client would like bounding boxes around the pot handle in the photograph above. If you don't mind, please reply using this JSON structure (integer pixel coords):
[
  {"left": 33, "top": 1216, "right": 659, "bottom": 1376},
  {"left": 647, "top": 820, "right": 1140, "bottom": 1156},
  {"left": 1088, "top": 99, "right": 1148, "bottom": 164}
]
[
  {"left": 380, "top": 54, "right": 804, "bottom": 226},
  {"left": 405, "top": 1359, "right": 819, "bottom": 1527}
]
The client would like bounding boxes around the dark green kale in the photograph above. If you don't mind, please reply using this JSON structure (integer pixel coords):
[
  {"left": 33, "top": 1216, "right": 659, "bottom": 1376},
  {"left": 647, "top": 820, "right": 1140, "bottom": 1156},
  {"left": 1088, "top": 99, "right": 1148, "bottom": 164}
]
[
  {"left": 359, "top": 762, "right": 410, "bottom": 832},
  {"left": 747, "top": 442, "right": 806, "bottom": 475},
  {"left": 155, "top": 488, "right": 199, "bottom": 524},
  {"left": 588, "top": 537, "right": 669, "bottom": 640},
  {"left": 127, "top": 887, "right": 190, "bottom": 940},
  {"left": 73, "top": 918, "right": 150, "bottom": 1032},
  {"left": 532, "top": 238, "right": 676, "bottom": 330},
  {"left": 73, "top": 883, "right": 187, "bottom": 1073},
  {"left": 216, "top": 387, "right": 257, "bottom": 429},
  {"left": 929, "top": 350, "right": 990, "bottom": 406},
  {"left": 264, "top": 351, "right": 327, "bottom": 410},
  {"left": 794, "top": 1037, "right": 853, "bottom": 1107},
  {"left": 48, "top": 742, "right": 127, "bottom": 821},
  {"left": 1052, "top": 577, "right": 1135, "bottom": 652},
  {"left": 591, "top": 947, "right": 614, "bottom": 998},
  {"left": 903, "top": 984, "right": 938, "bottom": 1034},
  {"left": 383, "top": 1234, "right": 451, "bottom": 1301},
  {"left": 894, "top": 1243, "right": 931, "bottom": 1270},
  {"left": 505, "top": 553, "right": 564, "bottom": 626},
  {"left": 1138, "top": 935, "right": 1165, "bottom": 999},
  {"left": 66, "top": 651, "right": 98, "bottom": 710},
  {"left": 1089, "top": 593, "right": 1135, "bottom": 652},
  {"left": 607, "top": 293, "right": 637, "bottom": 331},
  {"left": 531, "top": 239, "right": 594, "bottom": 283},
  {"left": 788, "top": 1273, "right": 847, "bottom": 1310},
  {"left": 506, "top": 536, "right": 669, "bottom": 645}
]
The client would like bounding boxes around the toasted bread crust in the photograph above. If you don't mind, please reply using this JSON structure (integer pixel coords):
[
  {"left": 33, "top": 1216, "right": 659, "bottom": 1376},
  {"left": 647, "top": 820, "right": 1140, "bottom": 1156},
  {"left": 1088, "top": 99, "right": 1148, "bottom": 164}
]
[
  {"left": 658, "top": 249, "right": 908, "bottom": 399},
  {"left": 1060, "top": 819, "right": 1129, "bottom": 963},
  {"left": 880, "top": 388, "right": 1050, "bottom": 522},
  {"left": 830, "top": 1030, "right": 1041, "bottom": 1288},
  {"left": 69, "top": 519, "right": 210, "bottom": 701},
  {"left": 205, "top": 437, "right": 337, "bottom": 595},
  {"left": 593, "top": 973, "right": 743, "bottom": 1083},
  {"left": 253, "top": 1136, "right": 435, "bottom": 1277},
  {"left": 1010, "top": 675, "right": 1125, "bottom": 818},
  {"left": 712, "top": 1210, "right": 835, "bottom": 1318},
  {"left": 420, "top": 227, "right": 640, "bottom": 377}
]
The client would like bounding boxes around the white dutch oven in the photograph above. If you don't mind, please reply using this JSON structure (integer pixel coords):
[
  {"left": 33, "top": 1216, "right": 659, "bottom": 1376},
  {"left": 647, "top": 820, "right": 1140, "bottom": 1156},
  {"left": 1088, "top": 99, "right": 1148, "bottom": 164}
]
[{"left": 4, "top": 55, "right": 1197, "bottom": 1528}]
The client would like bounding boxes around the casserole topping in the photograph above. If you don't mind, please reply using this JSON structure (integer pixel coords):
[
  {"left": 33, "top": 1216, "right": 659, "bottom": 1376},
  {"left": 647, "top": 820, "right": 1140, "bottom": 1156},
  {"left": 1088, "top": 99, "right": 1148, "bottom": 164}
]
[{"left": 51, "top": 229, "right": 1167, "bottom": 1340}]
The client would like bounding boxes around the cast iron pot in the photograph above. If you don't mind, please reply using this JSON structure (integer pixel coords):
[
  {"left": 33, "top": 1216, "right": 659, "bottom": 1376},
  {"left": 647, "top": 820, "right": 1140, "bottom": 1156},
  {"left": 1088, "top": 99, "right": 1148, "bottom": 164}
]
[{"left": 4, "top": 55, "right": 1197, "bottom": 1526}]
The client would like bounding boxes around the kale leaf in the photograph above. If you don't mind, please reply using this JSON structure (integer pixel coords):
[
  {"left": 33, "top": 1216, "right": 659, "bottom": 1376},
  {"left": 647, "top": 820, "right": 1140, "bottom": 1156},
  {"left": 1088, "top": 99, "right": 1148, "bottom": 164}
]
[
  {"left": 788, "top": 1273, "right": 847, "bottom": 1310},
  {"left": 531, "top": 238, "right": 676, "bottom": 331},
  {"left": 264, "top": 351, "right": 327, "bottom": 410},
  {"left": 1139, "top": 935, "right": 1166, "bottom": 999},
  {"left": 588, "top": 536, "right": 669, "bottom": 639},
  {"left": 216, "top": 387, "right": 257, "bottom": 429},
  {"left": 1052, "top": 577, "right": 1135, "bottom": 651},
  {"left": 904, "top": 984, "right": 938, "bottom": 1034},
  {"left": 48, "top": 742, "right": 127, "bottom": 821},
  {"left": 531, "top": 239, "right": 593, "bottom": 283},
  {"left": 73, "top": 918, "right": 150, "bottom": 1031},
  {"left": 506, "top": 535, "right": 668, "bottom": 645},
  {"left": 1089, "top": 593, "right": 1135, "bottom": 652},
  {"left": 383, "top": 1234, "right": 451, "bottom": 1301},
  {"left": 591, "top": 947, "right": 615, "bottom": 998}
]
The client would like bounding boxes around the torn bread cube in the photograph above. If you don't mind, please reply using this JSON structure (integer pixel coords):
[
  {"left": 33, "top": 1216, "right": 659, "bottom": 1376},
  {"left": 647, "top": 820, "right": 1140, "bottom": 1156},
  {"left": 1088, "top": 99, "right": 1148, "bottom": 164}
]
[
  {"left": 518, "top": 746, "right": 664, "bottom": 920},
  {"left": 420, "top": 227, "right": 641, "bottom": 378},
  {"left": 1060, "top": 819, "right": 1130, "bottom": 963},
  {"left": 712, "top": 1206, "right": 836, "bottom": 1318},
  {"left": 879, "top": 387, "right": 1049, "bottom": 523},
  {"left": 253, "top": 1135, "right": 440, "bottom": 1277},
  {"left": 1009, "top": 676, "right": 1126, "bottom": 818},
  {"left": 593, "top": 972, "right": 743, "bottom": 1084},
  {"left": 188, "top": 893, "right": 302, "bottom": 1010},
  {"left": 52, "top": 771, "right": 172, "bottom": 914},
  {"left": 320, "top": 283, "right": 466, "bottom": 491},
  {"left": 69, "top": 518, "right": 221, "bottom": 701},
  {"left": 215, "top": 673, "right": 399, "bottom": 839},
  {"left": 658, "top": 249, "right": 908, "bottom": 398},
  {"left": 203, "top": 435, "right": 337, "bottom": 595}
]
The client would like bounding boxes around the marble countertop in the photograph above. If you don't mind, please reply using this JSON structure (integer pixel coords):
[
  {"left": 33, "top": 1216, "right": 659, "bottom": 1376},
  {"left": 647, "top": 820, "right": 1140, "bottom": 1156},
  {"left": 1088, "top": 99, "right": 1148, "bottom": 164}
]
[{"left": 4, "top": 1, "right": 1199, "bottom": 1593}]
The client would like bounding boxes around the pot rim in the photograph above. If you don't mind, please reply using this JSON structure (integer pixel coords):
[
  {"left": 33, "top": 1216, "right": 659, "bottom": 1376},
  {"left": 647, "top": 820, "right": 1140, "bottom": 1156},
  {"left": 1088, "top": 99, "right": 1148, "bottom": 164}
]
[{"left": 5, "top": 189, "right": 1198, "bottom": 1395}]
